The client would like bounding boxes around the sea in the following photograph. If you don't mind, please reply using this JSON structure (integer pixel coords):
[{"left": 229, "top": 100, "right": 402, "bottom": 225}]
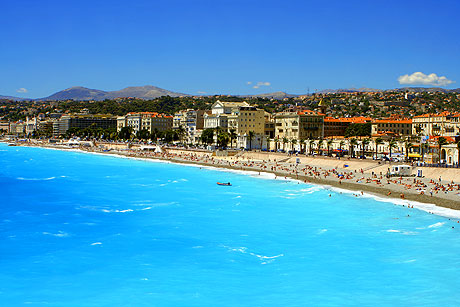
[{"left": 1, "top": 143, "right": 460, "bottom": 306}]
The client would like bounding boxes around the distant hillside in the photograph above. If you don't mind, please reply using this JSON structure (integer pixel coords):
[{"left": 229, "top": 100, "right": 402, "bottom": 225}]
[
  {"left": 317, "top": 88, "right": 383, "bottom": 94},
  {"left": 391, "top": 87, "right": 457, "bottom": 93},
  {"left": 102, "top": 85, "right": 184, "bottom": 100},
  {"left": 43, "top": 87, "right": 107, "bottom": 101},
  {"left": 40, "top": 85, "right": 184, "bottom": 101},
  {"left": 1, "top": 86, "right": 459, "bottom": 102},
  {"left": 240, "top": 91, "right": 298, "bottom": 99},
  {"left": 0, "top": 95, "right": 30, "bottom": 101}
]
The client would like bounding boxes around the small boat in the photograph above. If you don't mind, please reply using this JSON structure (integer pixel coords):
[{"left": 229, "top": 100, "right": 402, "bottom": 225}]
[{"left": 217, "top": 182, "right": 231, "bottom": 186}]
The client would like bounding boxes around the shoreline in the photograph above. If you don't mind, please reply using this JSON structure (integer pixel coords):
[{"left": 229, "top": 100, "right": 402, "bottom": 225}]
[{"left": 4, "top": 140, "right": 460, "bottom": 218}]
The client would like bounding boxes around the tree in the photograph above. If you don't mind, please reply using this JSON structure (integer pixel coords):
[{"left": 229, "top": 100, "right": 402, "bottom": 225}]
[
  {"left": 282, "top": 137, "right": 288, "bottom": 151},
  {"left": 339, "top": 140, "right": 345, "bottom": 155},
  {"left": 299, "top": 139, "right": 306, "bottom": 153},
  {"left": 136, "top": 129, "right": 150, "bottom": 140},
  {"left": 317, "top": 138, "right": 324, "bottom": 155},
  {"left": 349, "top": 138, "right": 358, "bottom": 158},
  {"left": 389, "top": 139, "right": 397, "bottom": 161},
  {"left": 275, "top": 136, "right": 280, "bottom": 152},
  {"left": 437, "top": 137, "right": 448, "bottom": 163},
  {"left": 361, "top": 138, "right": 370, "bottom": 158},
  {"left": 176, "top": 125, "right": 186, "bottom": 143},
  {"left": 403, "top": 137, "right": 413, "bottom": 162},
  {"left": 229, "top": 128, "right": 237, "bottom": 148},
  {"left": 327, "top": 138, "right": 333, "bottom": 156},
  {"left": 291, "top": 138, "right": 297, "bottom": 152},
  {"left": 118, "top": 126, "right": 133, "bottom": 140},
  {"left": 457, "top": 141, "right": 460, "bottom": 167},
  {"left": 217, "top": 131, "right": 230, "bottom": 148},
  {"left": 248, "top": 131, "right": 255, "bottom": 150},
  {"left": 308, "top": 137, "right": 315, "bottom": 155},
  {"left": 374, "top": 137, "right": 384, "bottom": 159},
  {"left": 200, "top": 128, "right": 214, "bottom": 145}
]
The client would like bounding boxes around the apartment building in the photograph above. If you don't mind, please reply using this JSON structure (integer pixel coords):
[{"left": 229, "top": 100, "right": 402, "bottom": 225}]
[
  {"left": 274, "top": 110, "right": 325, "bottom": 141},
  {"left": 117, "top": 112, "right": 172, "bottom": 134},
  {"left": 371, "top": 118, "right": 412, "bottom": 137},
  {"left": 412, "top": 112, "right": 460, "bottom": 137},
  {"left": 324, "top": 117, "right": 372, "bottom": 137},
  {"left": 53, "top": 114, "right": 116, "bottom": 137}
]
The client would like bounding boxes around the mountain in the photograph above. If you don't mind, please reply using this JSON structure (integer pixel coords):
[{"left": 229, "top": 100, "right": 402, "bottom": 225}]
[
  {"left": 40, "top": 85, "right": 185, "bottom": 101},
  {"left": 391, "top": 87, "right": 453, "bottom": 93},
  {"left": 0, "top": 95, "right": 30, "bottom": 101},
  {"left": 102, "top": 85, "right": 184, "bottom": 99},
  {"left": 317, "top": 87, "right": 382, "bottom": 94},
  {"left": 240, "top": 91, "right": 298, "bottom": 99},
  {"left": 43, "top": 86, "right": 107, "bottom": 101}
]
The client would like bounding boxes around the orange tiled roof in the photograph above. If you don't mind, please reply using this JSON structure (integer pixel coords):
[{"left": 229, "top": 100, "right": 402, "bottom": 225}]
[
  {"left": 373, "top": 119, "right": 412, "bottom": 124},
  {"left": 324, "top": 116, "right": 371, "bottom": 123}
]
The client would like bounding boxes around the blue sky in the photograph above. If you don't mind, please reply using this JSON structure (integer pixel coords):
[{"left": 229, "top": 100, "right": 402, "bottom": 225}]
[{"left": 1, "top": 0, "right": 459, "bottom": 98}]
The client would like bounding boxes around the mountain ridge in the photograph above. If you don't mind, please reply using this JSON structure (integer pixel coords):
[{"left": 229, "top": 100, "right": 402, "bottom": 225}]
[{"left": 1, "top": 86, "right": 459, "bottom": 101}]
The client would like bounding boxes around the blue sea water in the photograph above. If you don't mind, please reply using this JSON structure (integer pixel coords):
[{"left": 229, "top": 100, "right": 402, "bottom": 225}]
[{"left": 1, "top": 144, "right": 460, "bottom": 306}]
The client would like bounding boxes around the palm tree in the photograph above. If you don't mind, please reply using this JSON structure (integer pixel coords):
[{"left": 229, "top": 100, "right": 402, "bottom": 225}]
[
  {"left": 437, "top": 136, "right": 448, "bottom": 163},
  {"left": 404, "top": 137, "right": 413, "bottom": 162},
  {"left": 229, "top": 128, "right": 237, "bottom": 148},
  {"left": 350, "top": 138, "right": 358, "bottom": 158},
  {"left": 217, "top": 131, "right": 230, "bottom": 148},
  {"left": 291, "top": 138, "right": 297, "bottom": 152},
  {"left": 389, "top": 139, "right": 397, "bottom": 162},
  {"left": 421, "top": 142, "right": 428, "bottom": 163},
  {"left": 248, "top": 131, "right": 255, "bottom": 150},
  {"left": 275, "top": 136, "right": 280, "bottom": 152},
  {"left": 361, "top": 138, "right": 370, "bottom": 159},
  {"left": 282, "top": 137, "right": 288, "bottom": 151},
  {"left": 308, "top": 137, "right": 315, "bottom": 155},
  {"left": 455, "top": 141, "right": 460, "bottom": 167},
  {"left": 299, "top": 138, "right": 306, "bottom": 153},
  {"left": 374, "top": 137, "right": 384, "bottom": 159},
  {"left": 327, "top": 138, "right": 333, "bottom": 156},
  {"left": 339, "top": 140, "right": 345, "bottom": 156},
  {"left": 317, "top": 138, "right": 324, "bottom": 155},
  {"left": 177, "top": 125, "right": 186, "bottom": 143}
]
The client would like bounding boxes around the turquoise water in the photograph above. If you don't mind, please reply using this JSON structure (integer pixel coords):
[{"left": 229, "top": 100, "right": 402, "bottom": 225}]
[{"left": 1, "top": 144, "right": 460, "bottom": 306}]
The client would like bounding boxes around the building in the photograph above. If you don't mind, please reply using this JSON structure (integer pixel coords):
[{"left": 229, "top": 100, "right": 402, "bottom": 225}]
[
  {"left": 274, "top": 110, "right": 325, "bottom": 144},
  {"left": 324, "top": 117, "right": 372, "bottom": 137},
  {"left": 412, "top": 112, "right": 460, "bottom": 137},
  {"left": 53, "top": 114, "right": 117, "bottom": 137},
  {"left": 173, "top": 109, "right": 205, "bottom": 143},
  {"left": 203, "top": 100, "right": 249, "bottom": 129},
  {"left": 117, "top": 112, "right": 172, "bottom": 135},
  {"left": 371, "top": 118, "right": 412, "bottom": 137}
]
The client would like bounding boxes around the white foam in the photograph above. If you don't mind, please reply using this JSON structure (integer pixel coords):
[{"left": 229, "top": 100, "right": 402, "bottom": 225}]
[
  {"left": 428, "top": 222, "right": 445, "bottom": 228},
  {"left": 101, "top": 209, "right": 133, "bottom": 213},
  {"left": 317, "top": 229, "right": 328, "bottom": 234},
  {"left": 42, "top": 231, "right": 69, "bottom": 237},
  {"left": 221, "top": 244, "right": 284, "bottom": 264},
  {"left": 91, "top": 242, "right": 102, "bottom": 245},
  {"left": 32, "top": 145, "right": 460, "bottom": 219},
  {"left": 17, "top": 176, "right": 56, "bottom": 181}
]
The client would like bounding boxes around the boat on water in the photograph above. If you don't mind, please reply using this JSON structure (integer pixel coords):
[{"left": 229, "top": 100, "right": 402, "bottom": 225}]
[{"left": 217, "top": 182, "right": 231, "bottom": 186}]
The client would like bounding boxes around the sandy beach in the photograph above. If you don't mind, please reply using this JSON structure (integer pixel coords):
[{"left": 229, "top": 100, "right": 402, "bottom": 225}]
[{"left": 7, "top": 140, "right": 460, "bottom": 214}]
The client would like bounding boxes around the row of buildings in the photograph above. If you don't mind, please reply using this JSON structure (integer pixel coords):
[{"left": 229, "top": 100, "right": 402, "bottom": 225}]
[
  {"left": 3, "top": 101, "right": 460, "bottom": 143},
  {"left": 2, "top": 100, "right": 460, "bottom": 164}
]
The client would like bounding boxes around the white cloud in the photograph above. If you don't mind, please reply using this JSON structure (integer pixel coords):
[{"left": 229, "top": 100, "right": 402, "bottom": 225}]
[
  {"left": 398, "top": 72, "right": 455, "bottom": 87},
  {"left": 246, "top": 81, "right": 252, "bottom": 85},
  {"left": 197, "top": 91, "right": 207, "bottom": 94},
  {"left": 16, "top": 88, "right": 28, "bottom": 93},
  {"left": 252, "top": 81, "right": 271, "bottom": 89}
]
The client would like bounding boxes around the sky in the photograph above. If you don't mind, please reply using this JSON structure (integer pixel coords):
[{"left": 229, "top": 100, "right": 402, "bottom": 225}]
[{"left": 1, "top": 0, "right": 460, "bottom": 98}]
